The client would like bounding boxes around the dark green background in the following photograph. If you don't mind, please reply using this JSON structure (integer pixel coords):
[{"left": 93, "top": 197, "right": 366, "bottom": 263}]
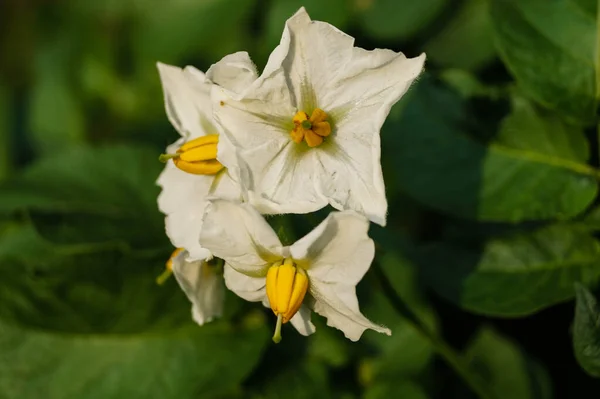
[{"left": 1, "top": 0, "right": 600, "bottom": 398}]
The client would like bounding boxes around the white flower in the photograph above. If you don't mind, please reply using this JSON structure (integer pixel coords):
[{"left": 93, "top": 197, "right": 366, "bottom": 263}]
[
  {"left": 212, "top": 7, "right": 425, "bottom": 226},
  {"left": 162, "top": 248, "right": 224, "bottom": 325},
  {"left": 156, "top": 52, "right": 258, "bottom": 260},
  {"left": 199, "top": 199, "right": 391, "bottom": 342}
]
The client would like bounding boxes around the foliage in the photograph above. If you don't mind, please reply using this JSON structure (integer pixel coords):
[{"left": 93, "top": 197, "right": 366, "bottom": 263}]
[{"left": 0, "top": 0, "right": 599, "bottom": 397}]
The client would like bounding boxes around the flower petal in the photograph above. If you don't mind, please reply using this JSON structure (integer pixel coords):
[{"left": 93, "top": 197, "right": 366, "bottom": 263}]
[
  {"left": 279, "top": 7, "right": 355, "bottom": 109},
  {"left": 290, "top": 211, "right": 373, "bottom": 285},
  {"left": 319, "top": 53, "right": 424, "bottom": 226},
  {"left": 206, "top": 51, "right": 258, "bottom": 94},
  {"left": 156, "top": 62, "right": 213, "bottom": 138},
  {"left": 223, "top": 264, "right": 266, "bottom": 302},
  {"left": 316, "top": 147, "right": 386, "bottom": 227},
  {"left": 310, "top": 281, "right": 391, "bottom": 341},
  {"left": 157, "top": 140, "right": 242, "bottom": 260},
  {"left": 199, "top": 200, "right": 283, "bottom": 276},
  {"left": 171, "top": 250, "right": 224, "bottom": 325},
  {"left": 289, "top": 305, "right": 316, "bottom": 336}
]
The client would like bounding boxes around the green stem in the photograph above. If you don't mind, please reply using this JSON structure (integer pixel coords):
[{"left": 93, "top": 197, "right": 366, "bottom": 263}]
[{"left": 373, "top": 263, "right": 496, "bottom": 399}]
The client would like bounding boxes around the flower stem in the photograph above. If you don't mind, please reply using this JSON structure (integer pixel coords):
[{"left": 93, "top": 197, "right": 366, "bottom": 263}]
[{"left": 373, "top": 263, "right": 497, "bottom": 399}]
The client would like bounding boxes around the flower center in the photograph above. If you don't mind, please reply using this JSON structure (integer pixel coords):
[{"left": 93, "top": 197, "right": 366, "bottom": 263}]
[
  {"left": 290, "top": 108, "right": 331, "bottom": 147},
  {"left": 159, "top": 134, "right": 224, "bottom": 175},
  {"left": 266, "top": 257, "right": 309, "bottom": 343}
]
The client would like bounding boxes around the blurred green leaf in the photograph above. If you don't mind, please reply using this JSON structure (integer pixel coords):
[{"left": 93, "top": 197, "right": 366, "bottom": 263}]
[
  {"left": 0, "top": 315, "right": 268, "bottom": 399},
  {"left": 307, "top": 316, "right": 353, "bottom": 368},
  {"left": 384, "top": 78, "right": 598, "bottom": 222},
  {"left": 489, "top": 0, "right": 598, "bottom": 124},
  {"left": 420, "top": 224, "right": 600, "bottom": 316},
  {"left": 258, "top": 361, "right": 333, "bottom": 399},
  {"left": 497, "top": 93, "right": 589, "bottom": 162},
  {"left": 357, "top": 0, "right": 446, "bottom": 41},
  {"left": 29, "top": 37, "right": 85, "bottom": 153},
  {"left": 134, "top": 0, "right": 256, "bottom": 66},
  {"left": 573, "top": 283, "right": 600, "bottom": 378},
  {"left": 0, "top": 144, "right": 164, "bottom": 250},
  {"left": 0, "top": 85, "right": 9, "bottom": 180},
  {"left": 261, "top": 0, "right": 352, "bottom": 63},
  {"left": 465, "top": 327, "right": 552, "bottom": 399},
  {"left": 363, "top": 379, "right": 428, "bottom": 399},
  {"left": 361, "top": 252, "right": 436, "bottom": 381},
  {"left": 439, "top": 69, "right": 501, "bottom": 99},
  {"left": 425, "top": 0, "right": 496, "bottom": 70}
]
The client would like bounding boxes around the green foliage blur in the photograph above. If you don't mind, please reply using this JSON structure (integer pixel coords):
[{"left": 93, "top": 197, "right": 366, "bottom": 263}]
[{"left": 1, "top": 0, "right": 600, "bottom": 398}]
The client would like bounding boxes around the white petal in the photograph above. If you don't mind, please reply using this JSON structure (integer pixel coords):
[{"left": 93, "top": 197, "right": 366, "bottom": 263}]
[
  {"left": 280, "top": 7, "right": 355, "bottom": 108},
  {"left": 157, "top": 141, "right": 242, "bottom": 260},
  {"left": 289, "top": 211, "right": 385, "bottom": 340},
  {"left": 290, "top": 211, "right": 373, "bottom": 285},
  {"left": 171, "top": 250, "right": 224, "bottom": 325},
  {"left": 199, "top": 200, "right": 283, "bottom": 276},
  {"left": 156, "top": 144, "right": 212, "bottom": 259},
  {"left": 156, "top": 62, "right": 213, "bottom": 138},
  {"left": 206, "top": 52, "right": 258, "bottom": 94},
  {"left": 310, "top": 281, "right": 391, "bottom": 341},
  {"left": 318, "top": 51, "right": 424, "bottom": 226},
  {"left": 289, "top": 305, "right": 316, "bottom": 336},
  {"left": 316, "top": 147, "right": 386, "bottom": 226},
  {"left": 223, "top": 264, "right": 266, "bottom": 302},
  {"left": 245, "top": 141, "right": 327, "bottom": 215}
]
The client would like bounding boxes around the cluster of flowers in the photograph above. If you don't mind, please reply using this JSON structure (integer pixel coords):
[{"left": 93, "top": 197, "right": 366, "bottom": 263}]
[{"left": 156, "top": 8, "right": 425, "bottom": 343}]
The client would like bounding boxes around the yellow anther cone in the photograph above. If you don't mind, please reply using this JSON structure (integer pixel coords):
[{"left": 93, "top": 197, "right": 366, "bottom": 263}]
[
  {"left": 160, "top": 134, "right": 224, "bottom": 175},
  {"left": 266, "top": 258, "right": 309, "bottom": 343}
]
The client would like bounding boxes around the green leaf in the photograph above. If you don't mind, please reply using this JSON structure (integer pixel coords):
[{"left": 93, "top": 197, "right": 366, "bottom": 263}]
[
  {"left": 465, "top": 327, "right": 552, "bottom": 399},
  {"left": 357, "top": 0, "right": 447, "bottom": 41},
  {"left": 361, "top": 252, "right": 436, "bottom": 381},
  {"left": 307, "top": 316, "right": 353, "bottom": 368},
  {"left": 497, "top": 93, "right": 589, "bottom": 162},
  {"left": 489, "top": 0, "right": 598, "bottom": 124},
  {"left": 0, "top": 316, "right": 269, "bottom": 399},
  {"left": 258, "top": 361, "right": 333, "bottom": 399},
  {"left": 0, "top": 86, "right": 9, "bottom": 180},
  {"left": 0, "top": 145, "right": 165, "bottom": 250},
  {"left": 29, "top": 38, "right": 85, "bottom": 153},
  {"left": 420, "top": 224, "right": 600, "bottom": 316},
  {"left": 424, "top": 0, "right": 497, "bottom": 70},
  {"left": 134, "top": 0, "right": 256, "bottom": 66},
  {"left": 383, "top": 78, "right": 598, "bottom": 222},
  {"left": 573, "top": 283, "right": 600, "bottom": 377},
  {"left": 363, "top": 379, "right": 429, "bottom": 399}
]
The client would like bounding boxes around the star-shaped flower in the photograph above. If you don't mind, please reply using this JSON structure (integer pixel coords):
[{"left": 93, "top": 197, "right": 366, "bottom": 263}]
[
  {"left": 199, "top": 200, "right": 391, "bottom": 342},
  {"left": 212, "top": 8, "right": 425, "bottom": 226}
]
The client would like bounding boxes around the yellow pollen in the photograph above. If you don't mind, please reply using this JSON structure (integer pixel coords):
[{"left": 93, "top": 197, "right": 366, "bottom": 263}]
[
  {"left": 291, "top": 108, "right": 331, "bottom": 147},
  {"left": 156, "top": 248, "right": 184, "bottom": 285},
  {"left": 266, "top": 258, "right": 309, "bottom": 343},
  {"left": 159, "top": 134, "right": 224, "bottom": 175}
]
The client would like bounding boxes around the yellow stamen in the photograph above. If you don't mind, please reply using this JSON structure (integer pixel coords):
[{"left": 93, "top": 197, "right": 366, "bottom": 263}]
[
  {"left": 156, "top": 248, "right": 183, "bottom": 285},
  {"left": 266, "top": 258, "right": 309, "bottom": 343},
  {"left": 290, "top": 108, "right": 331, "bottom": 147},
  {"left": 159, "top": 134, "right": 224, "bottom": 175}
]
